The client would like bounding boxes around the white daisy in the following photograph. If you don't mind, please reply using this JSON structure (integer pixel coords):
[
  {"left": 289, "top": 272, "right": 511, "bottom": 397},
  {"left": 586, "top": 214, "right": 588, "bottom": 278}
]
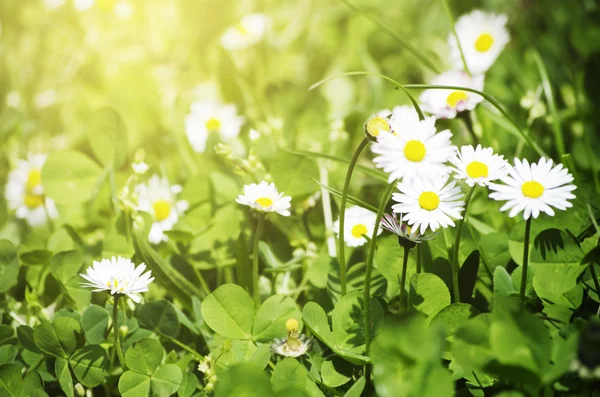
[
  {"left": 184, "top": 100, "right": 245, "bottom": 153},
  {"left": 392, "top": 175, "right": 465, "bottom": 235},
  {"left": 271, "top": 318, "right": 312, "bottom": 358},
  {"left": 449, "top": 145, "right": 509, "bottom": 187},
  {"left": 131, "top": 161, "right": 149, "bottom": 175},
  {"left": 488, "top": 157, "right": 576, "bottom": 220},
  {"left": 4, "top": 153, "right": 58, "bottom": 227},
  {"left": 80, "top": 256, "right": 154, "bottom": 303},
  {"left": 236, "top": 181, "right": 291, "bottom": 216},
  {"left": 380, "top": 212, "right": 437, "bottom": 247},
  {"left": 332, "top": 206, "right": 382, "bottom": 248},
  {"left": 449, "top": 10, "right": 510, "bottom": 75},
  {"left": 419, "top": 71, "right": 484, "bottom": 119},
  {"left": 221, "top": 14, "right": 270, "bottom": 51},
  {"left": 371, "top": 117, "right": 455, "bottom": 183},
  {"left": 389, "top": 105, "right": 422, "bottom": 132},
  {"left": 134, "top": 175, "right": 189, "bottom": 244}
]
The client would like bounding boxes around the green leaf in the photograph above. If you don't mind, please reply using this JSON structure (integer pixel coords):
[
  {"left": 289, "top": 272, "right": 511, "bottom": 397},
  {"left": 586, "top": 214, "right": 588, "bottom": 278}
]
[
  {"left": 18, "top": 250, "right": 52, "bottom": 266},
  {"left": 69, "top": 345, "right": 107, "bottom": 387},
  {"left": 86, "top": 107, "right": 128, "bottom": 168},
  {"left": 21, "top": 371, "right": 47, "bottom": 397},
  {"left": 0, "top": 327, "right": 16, "bottom": 347},
  {"left": 34, "top": 317, "right": 84, "bottom": 358},
  {"left": 0, "top": 241, "right": 19, "bottom": 293},
  {"left": 376, "top": 236, "right": 417, "bottom": 285},
  {"left": 320, "top": 360, "right": 350, "bottom": 388},
  {"left": 201, "top": 284, "right": 255, "bottom": 340},
  {"left": 125, "top": 338, "right": 163, "bottom": 376},
  {"left": 137, "top": 300, "right": 180, "bottom": 338},
  {"left": 212, "top": 340, "right": 271, "bottom": 373},
  {"left": 493, "top": 266, "right": 517, "bottom": 297},
  {"left": 480, "top": 233, "right": 510, "bottom": 271},
  {"left": 0, "top": 346, "right": 17, "bottom": 366},
  {"left": 41, "top": 150, "right": 103, "bottom": 205},
  {"left": 214, "top": 364, "right": 273, "bottom": 397},
  {"left": 327, "top": 262, "right": 386, "bottom": 304},
  {"left": 119, "top": 371, "right": 150, "bottom": 397},
  {"left": 81, "top": 305, "right": 110, "bottom": 345},
  {"left": 49, "top": 250, "right": 83, "bottom": 286},
  {"left": 55, "top": 357, "right": 74, "bottom": 397},
  {"left": 177, "top": 372, "right": 198, "bottom": 397},
  {"left": 271, "top": 359, "right": 321, "bottom": 396},
  {"left": 17, "top": 326, "right": 39, "bottom": 353},
  {"left": 458, "top": 250, "right": 480, "bottom": 303},
  {"left": 343, "top": 376, "right": 365, "bottom": 397},
  {"left": 151, "top": 364, "right": 183, "bottom": 397},
  {"left": 430, "top": 303, "right": 479, "bottom": 339},
  {"left": 0, "top": 364, "right": 23, "bottom": 397},
  {"left": 252, "top": 295, "right": 301, "bottom": 343},
  {"left": 409, "top": 273, "right": 450, "bottom": 319}
]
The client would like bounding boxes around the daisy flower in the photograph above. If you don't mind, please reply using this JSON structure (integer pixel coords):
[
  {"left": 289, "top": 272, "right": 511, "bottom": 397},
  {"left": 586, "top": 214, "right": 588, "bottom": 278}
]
[
  {"left": 419, "top": 71, "right": 484, "bottom": 119},
  {"left": 221, "top": 14, "right": 270, "bottom": 51},
  {"left": 184, "top": 100, "right": 245, "bottom": 153},
  {"left": 271, "top": 318, "right": 312, "bottom": 358},
  {"left": 392, "top": 175, "right": 465, "bottom": 235},
  {"left": 134, "top": 175, "right": 189, "bottom": 244},
  {"left": 371, "top": 116, "right": 455, "bottom": 183},
  {"left": 449, "top": 145, "right": 509, "bottom": 187},
  {"left": 333, "top": 206, "right": 382, "bottom": 248},
  {"left": 236, "top": 181, "right": 291, "bottom": 216},
  {"left": 80, "top": 256, "right": 154, "bottom": 303},
  {"left": 380, "top": 212, "right": 437, "bottom": 248},
  {"left": 488, "top": 158, "right": 576, "bottom": 219},
  {"left": 364, "top": 113, "right": 392, "bottom": 139},
  {"left": 4, "top": 153, "right": 58, "bottom": 227},
  {"left": 449, "top": 10, "right": 510, "bottom": 75}
]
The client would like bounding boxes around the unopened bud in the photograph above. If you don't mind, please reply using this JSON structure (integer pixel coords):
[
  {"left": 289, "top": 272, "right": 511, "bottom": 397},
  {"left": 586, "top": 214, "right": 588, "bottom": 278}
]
[
  {"left": 365, "top": 115, "right": 390, "bottom": 139},
  {"left": 75, "top": 383, "right": 85, "bottom": 396},
  {"left": 119, "top": 325, "right": 129, "bottom": 338}
]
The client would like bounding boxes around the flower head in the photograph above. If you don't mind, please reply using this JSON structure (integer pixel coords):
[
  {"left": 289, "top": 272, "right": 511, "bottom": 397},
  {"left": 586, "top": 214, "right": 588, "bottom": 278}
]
[
  {"left": 4, "top": 153, "right": 58, "bottom": 227},
  {"left": 80, "top": 256, "right": 154, "bottom": 303},
  {"left": 271, "top": 318, "right": 312, "bottom": 358},
  {"left": 371, "top": 117, "right": 455, "bottom": 183},
  {"left": 134, "top": 175, "right": 188, "bottom": 244},
  {"left": 392, "top": 175, "right": 465, "bottom": 234},
  {"left": 449, "top": 10, "right": 510, "bottom": 74},
  {"left": 488, "top": 157, "right": 576, "bottom": 220},
  {"left": 236, "top": 181, "right": 291, "bottom": 216},
  {"left": 365, "top": 114, "right": 392, "bottom": 139},
  {"left": 380, "top": 212, "right": 437, "bottom": 248},
  {"left": 221, "top": 14, "right": 269, "bottom": 50},
  {"left": 185, "top": 100, "right": 245, "bottom": 153},
  {"left": 333, "top": 206, "right": 382, "bottom": 247},
  {"left": 449, "top": 145, "right": 509, "bottom": 187},
  {"left": 420, "top": 71, "right": 484, "bottom": 119}
]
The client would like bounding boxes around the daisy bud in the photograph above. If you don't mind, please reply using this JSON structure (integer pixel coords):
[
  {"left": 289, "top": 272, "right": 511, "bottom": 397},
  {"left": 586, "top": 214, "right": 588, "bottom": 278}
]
[
  {"left": 119, "top": 325, "right": 129, "bottom": 338},
  {"left": 75, "top": 383, "right": 85, "bottom": 397},
  {"left": 365, "top": 115, "right": 391, "bottom": 140}
]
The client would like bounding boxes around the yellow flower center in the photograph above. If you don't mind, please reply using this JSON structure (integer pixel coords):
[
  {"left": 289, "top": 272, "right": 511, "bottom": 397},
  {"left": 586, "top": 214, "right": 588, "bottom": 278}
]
[
  {"left": 466, "top": 161, "right": 489, "bottom": 179},
  {"left": 475, "top": 33, "right": 494, "bottom": 52},
  {"left": 446, "top": 91, "right": 469, "bottom": 108},
  {"left": 153, "top": 200, "right": 171, "bottom": 221},
  {"left": 255, "top": 197, "right": 273, "bottom": 208},
  {"left": 418, "top": 191, "right": 440, "bottom": 211},
  {"left": 205, "top": 118, "right": 221, "bottom": 132},
  {"left": 521, "top": 181, "right": 544, "bottom": 198},
  {"left": 26, "top": 169, "right": 42, "bottom": 191},
  {"left": 366, "top": 116, "right": 390, "bottom": 137},
  {"left": 24, "top": 194, "right": 44, "bottom": 209},
  {"left": 404, "top": 140, "right": 426, "bottom": 162},
  {"left": 351, "top": 224, "right": 368, "bottom": 238},
  {"left": 286, "top": 318, "right": 299, "bottom": 332}
]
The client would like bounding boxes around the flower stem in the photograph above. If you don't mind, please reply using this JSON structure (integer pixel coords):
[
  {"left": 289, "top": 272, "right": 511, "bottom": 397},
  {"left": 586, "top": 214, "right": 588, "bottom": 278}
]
[
  {"left": 416, "top": 243, "right": 422, "bottom": 274},
  {"left": 459, "top": 111, "right": 478, "bottom": 145},
  {"left": 339, "top": 138, "right": 370, "bottom": 296},
  {"left": 112, "top": 295, "right": 126, "bottom": 369},
  {"left": 452, "top": 185, "right": 476, "bottom": 303},
  {"left": 521, "top": 217, "right": 533, "bottom": 303},
  {"left": 399, "top": 245, "right": 411, "bottom": 311},
  {"left": 252, "top": 214, "right": 267, "bottom": 305},
  {"left": 441, "top": 0, "right": 471, "bottom": 75}
]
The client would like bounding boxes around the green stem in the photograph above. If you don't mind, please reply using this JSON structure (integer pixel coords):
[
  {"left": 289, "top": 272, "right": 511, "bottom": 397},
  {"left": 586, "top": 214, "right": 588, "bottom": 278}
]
[
  {"left": 399, "top": 246, "right": 411, "bottom": 311},
  {"left": 339, "top": 138, "right": 370, "bottom": 296},
  {"left": 589, "top": 263, "right": 600, "bottom": 307},
  {"left": 163, "top": 334, "right": 206, "bottom": 359},
  {"left": 252, "top": 214, "right": 267, "bottom": 304},
  {"left": 112, "top": 295, "right": 126, "bottom": 369},
  {"left": 521, "top": 217, "right": 533, "bottom": 303},
  {"left": 459, "top": 112, "right": 478, "bottom": 145},
  {"left": 452, "top": 186, "right": 476, "bottom": 303},
  {"left": 416, "top": 243, "right": 422, "bottom": 274},
  {"left": 441, "top": 0, "right": 471, "bottom": 75}
]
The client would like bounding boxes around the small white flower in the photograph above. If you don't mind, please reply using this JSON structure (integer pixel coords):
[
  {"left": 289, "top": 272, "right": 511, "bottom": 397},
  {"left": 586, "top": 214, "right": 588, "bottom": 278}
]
[
  {"left": 221, "top": 14, "right": 270, "bottom": 50},
  {"left": 131, "top": 161, "right": 149, "bottom": 175},
  {"left": 134, "top": 175, "right": 188, "bottom": 244},
  {"left": 371, "top": 116, "right": 455, "bottom": 183},
  {"left": 392, "top": 175, "right": 465, "bottom": 234},
  {"left": 198, "top": 356, "right": 212, "bottom": 374},
  {"left": 236, "top": 181, "right": 291, "bottom": 216},
  {"left": 184, "top": 100, "right": 245, "bottom": 153},
  {"left": 271, "top": 318, "right": 312, "bottom": 358},
  {"left": 420, "top": 71, "right": 484, "bottom": 119},
  {"left": 488, "top": 158, "right": 576, "bottom": 220},
  {"left": 449, "top": 145, "right": 509, "bottom": 187},
  {"left": 5, "top": 154, "right": 58, "bottom": 227},
  {"left": 380, "top": 212, "right": 437, "bottom": 245},
  {"left": 449, "top": 10, "right": 510, "bottom": 74},
  {"left": 333, "top": 206, "right": 382, "bottom": 248},
  {"left": 248, "top": 128, "right": 261, "bottom": 141},
  {"left": 80, "top": 256, "right": 154, "bottom": 303}
]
